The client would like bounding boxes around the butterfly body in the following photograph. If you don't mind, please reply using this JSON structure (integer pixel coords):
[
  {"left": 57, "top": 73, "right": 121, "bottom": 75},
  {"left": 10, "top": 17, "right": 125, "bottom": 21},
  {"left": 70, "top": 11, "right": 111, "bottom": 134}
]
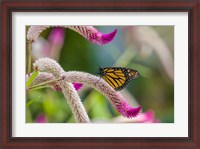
[{"left": 97, "top": 67, "right": 140, "bottom": 91}]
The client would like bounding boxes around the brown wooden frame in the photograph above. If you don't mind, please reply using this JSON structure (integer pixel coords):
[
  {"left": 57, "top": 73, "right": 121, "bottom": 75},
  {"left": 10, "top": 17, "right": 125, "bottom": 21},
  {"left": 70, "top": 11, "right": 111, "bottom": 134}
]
[{"left": 1, "top": 0, "right": 199, "bottom": 148}]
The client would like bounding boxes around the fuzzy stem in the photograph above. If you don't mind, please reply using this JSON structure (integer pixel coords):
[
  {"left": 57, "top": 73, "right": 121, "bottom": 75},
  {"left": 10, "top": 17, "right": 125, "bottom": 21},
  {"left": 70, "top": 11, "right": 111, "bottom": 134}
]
[
  {"left": 33, "top": 58, "right": 141, "bottom": 120},
  {"left": 33, "top": 58, "right": 90, "bottom": 123},
  {"left": 61, "top": 71, "right": 141, "bottom": 118},
  {"left": 60, "top": 81, "right": 90, "bottom": 123},
  {"left": 28, "top": 72, "right": 90, "bottom": 123},
  {"left": 62, "top": 71, "right": 120, "bottom": 105}
]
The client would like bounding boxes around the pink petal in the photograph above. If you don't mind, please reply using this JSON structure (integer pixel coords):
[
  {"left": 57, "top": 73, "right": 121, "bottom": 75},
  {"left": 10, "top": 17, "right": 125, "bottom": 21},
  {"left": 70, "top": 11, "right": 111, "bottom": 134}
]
[
  {"left": 143, "top": 110, "right": 160, "bottom": 123},
  {"left": 48, "top": 27, "right": 65, "bottom": 45},
  {"left": 132, "top": 110, "right": 160, "bottom": 123},
  {"left": 36, "top": 114, "right": 47, "bottom": 123},
  {"left": 72, "top": 82, "right": 83, "bottom": 91},
  {"left": 67, "top": 26, "right": 117, "bottom": 45},
  {"left": 143, "top": 110, "right": 155, "bottom": 122},
  {"left": 101, "top": 29, "right": 117, "bottom": 44},
  {"left": 116, "top": 100, "right": 141, "bottom": 118}
]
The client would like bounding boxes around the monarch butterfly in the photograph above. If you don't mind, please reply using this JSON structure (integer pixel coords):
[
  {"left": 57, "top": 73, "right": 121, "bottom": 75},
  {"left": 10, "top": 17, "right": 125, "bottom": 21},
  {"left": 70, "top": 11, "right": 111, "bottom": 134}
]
[{"left": 97, "top": 67, "right": 140, "bottom": 91}]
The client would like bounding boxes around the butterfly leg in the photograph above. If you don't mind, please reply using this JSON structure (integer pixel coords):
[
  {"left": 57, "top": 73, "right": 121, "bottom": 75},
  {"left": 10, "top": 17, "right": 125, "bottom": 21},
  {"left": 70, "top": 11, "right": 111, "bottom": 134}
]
[{"left": 94, "top": 77, "right": 101, "bottom": 86}]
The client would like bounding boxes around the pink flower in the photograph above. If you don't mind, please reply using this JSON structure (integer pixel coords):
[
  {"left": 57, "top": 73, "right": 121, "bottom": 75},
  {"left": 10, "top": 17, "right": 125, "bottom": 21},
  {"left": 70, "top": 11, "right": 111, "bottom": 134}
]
[
  {"left": 116, "top": 100, "right": 141, "bottom": 118},
  {"left": 48, "top": 27, "right": 65, "bottom": 45},
  {"left": 132, "top": 110, "right": 160, "bottom": 123},
  {"left": 112, "top": 109, "right": 160, "bottom": 123},
  {"left": 140, "top": 110, "right": 160, "bottom": 123},
  {"left": 67, "top": 26, "right": 117, "bottom": 45},
  {"left": 72, "top": 83, "right": 83, "bottom": 91},
  {"left": 28, "top": 26, "right": 117, "bottom": 45},
  {"left": 36, "top": 114, "right": 47, "bottom": 123}
]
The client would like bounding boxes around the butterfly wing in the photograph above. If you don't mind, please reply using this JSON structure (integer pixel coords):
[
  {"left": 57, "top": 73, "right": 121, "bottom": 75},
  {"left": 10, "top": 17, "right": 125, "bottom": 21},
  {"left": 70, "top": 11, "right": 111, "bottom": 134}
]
[{"left": 101, "top": 67, "right": 140, "bottom": 91}]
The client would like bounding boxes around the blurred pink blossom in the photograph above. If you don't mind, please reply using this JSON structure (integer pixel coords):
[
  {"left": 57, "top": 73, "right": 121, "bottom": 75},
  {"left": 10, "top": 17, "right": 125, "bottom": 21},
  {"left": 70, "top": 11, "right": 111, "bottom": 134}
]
[
  {"left": 134, "top": 110, "right": 160, "bottom": 123},
  {"left": 112, "top": 109, "right": 160, "bottom": 123},
  {"left": 48, "top": 27, "right": 65, "bottom": 45},
  {"left": 32, "top": 27, "right": 65, "bottom": 60},
  {"left": 36, "top": 114, "right": 47, "bottom": 123}
]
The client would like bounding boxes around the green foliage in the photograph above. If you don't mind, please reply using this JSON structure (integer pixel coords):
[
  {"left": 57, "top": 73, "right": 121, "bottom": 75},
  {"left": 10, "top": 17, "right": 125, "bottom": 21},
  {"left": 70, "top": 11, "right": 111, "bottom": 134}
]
[{"left": 26, "top": 71, "right": 39, "bottom": 88}]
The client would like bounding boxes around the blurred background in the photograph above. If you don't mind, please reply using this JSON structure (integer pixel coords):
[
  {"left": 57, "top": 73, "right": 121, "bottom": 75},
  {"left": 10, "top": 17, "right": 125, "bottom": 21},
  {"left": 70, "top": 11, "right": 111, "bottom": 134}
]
[{"left": 26, "top": 26, "right": 174, "bottom": 123}]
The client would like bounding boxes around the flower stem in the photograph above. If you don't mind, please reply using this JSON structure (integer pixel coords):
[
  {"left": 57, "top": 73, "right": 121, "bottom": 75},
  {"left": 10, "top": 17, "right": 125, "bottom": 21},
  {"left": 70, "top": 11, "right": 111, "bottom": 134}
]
[
  {"left": 27, "top": 41, "right": 32, "bottom": 74},
  {"left": 28, "top": 85, "right": 49, "bottom": 92},
  {"left": 28, "top": 78, "right": 62, "bottom": 90}
]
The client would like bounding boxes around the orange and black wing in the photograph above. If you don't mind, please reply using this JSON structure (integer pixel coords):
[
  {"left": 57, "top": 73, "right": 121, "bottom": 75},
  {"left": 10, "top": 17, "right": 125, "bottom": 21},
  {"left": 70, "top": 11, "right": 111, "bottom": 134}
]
[{"left": 101, "top": 67, "right": 140, "bottom": 91}]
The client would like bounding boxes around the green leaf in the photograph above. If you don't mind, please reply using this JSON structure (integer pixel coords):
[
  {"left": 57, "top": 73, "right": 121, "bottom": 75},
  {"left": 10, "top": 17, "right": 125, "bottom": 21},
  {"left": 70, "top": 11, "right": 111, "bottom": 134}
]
[
  {"left": 26, "top": 71, "right": 39, "bottom": 88},
  {"left": 26, "top": 98, "right": 38, "bottom": 107}
]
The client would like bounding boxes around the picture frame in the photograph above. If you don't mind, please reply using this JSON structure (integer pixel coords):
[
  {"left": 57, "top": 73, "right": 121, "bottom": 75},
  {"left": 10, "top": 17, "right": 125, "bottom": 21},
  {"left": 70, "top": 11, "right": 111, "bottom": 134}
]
[{"left": 0, "top": 0, "right": 199, "bottom": 148}]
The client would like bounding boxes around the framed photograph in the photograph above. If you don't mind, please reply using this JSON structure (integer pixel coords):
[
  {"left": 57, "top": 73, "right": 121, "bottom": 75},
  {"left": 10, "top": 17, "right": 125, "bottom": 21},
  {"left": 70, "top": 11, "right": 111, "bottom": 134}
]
[{"left": 1, "top": 0, "right": 199, "bottom": 148}]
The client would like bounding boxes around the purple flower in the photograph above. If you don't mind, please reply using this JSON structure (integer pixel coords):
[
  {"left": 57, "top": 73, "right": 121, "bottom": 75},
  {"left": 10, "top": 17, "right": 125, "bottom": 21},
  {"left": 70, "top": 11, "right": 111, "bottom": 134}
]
[
  {"left": 48, "top": 27, "right": 65, "bottom": 45},
  {"left": 67, "top": 26, "right": 117, "bottom": 45},
  {"left": 28, "top": 26, "right": 117, "bottom": 46},
  {"left": 72, "top": 82, "right": 83, "bottom": 91},
  {"left": 112, "top": 109, "right": 160, "bottom": 123},
  {"left": 36, "top": 114, "right": 47, "bottom": 123},
  {"left": 116, "top": 100, "right": 141, "bottom": 118},
  {"left": 128, "top": 109, "right": 160, "bottom": 123},
  {"left": 100, "top": 29, "right": 118, "bottom": 44}
]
